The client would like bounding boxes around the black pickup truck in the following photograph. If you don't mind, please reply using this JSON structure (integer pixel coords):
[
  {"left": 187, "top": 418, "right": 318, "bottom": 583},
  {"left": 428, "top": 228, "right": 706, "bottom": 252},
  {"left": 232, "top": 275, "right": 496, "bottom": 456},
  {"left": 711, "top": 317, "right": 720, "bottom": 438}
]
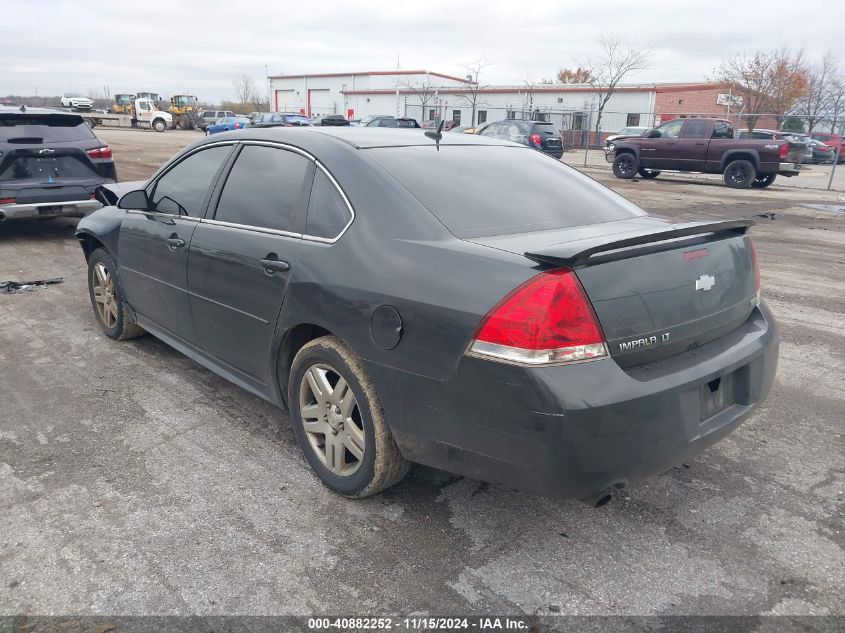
[{"left": 605, "top": 118, "right": 801, "bottom": 188}]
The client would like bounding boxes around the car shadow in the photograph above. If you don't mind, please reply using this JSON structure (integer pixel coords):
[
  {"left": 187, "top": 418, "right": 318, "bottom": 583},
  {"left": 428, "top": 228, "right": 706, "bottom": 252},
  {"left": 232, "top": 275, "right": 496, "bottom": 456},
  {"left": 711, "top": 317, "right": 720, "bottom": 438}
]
[{"left": 0, "top": 217, "right": 80, "bottom": 243}]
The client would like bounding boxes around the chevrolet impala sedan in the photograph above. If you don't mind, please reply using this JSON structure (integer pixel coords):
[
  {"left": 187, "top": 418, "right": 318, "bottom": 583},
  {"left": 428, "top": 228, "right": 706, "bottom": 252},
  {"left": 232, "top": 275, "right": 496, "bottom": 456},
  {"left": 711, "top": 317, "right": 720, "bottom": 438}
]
[{"left": 76, "top": 128, "right": 778, "bottom": 505}]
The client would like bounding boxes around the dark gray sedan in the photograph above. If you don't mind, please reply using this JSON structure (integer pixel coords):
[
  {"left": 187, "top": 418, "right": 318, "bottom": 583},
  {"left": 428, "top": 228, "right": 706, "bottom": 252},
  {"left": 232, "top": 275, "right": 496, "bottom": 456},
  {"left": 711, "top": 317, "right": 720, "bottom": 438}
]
[{"left": 76, "top": 128, "right": 778, "bottom": 505}]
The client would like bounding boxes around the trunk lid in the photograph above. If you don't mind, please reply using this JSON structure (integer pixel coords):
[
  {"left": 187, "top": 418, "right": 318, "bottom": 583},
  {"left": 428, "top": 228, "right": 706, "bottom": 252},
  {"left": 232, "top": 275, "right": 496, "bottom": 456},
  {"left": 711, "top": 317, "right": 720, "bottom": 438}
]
[{"left": 469, "top": 217, "right": 758, "bottom": 367}]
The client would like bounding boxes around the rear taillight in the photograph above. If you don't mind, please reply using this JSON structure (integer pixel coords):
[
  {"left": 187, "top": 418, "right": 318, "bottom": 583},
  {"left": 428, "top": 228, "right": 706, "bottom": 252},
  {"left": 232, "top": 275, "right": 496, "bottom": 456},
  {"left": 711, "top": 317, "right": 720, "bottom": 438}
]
[
  {"left": 529, "top": 133, "right": 542, "bottom": 146},
  {"left": 749, "top": 238, "right": 762, "bottom": 303},
  {"left": 86, "top": 145, "right": 112, "bottom": 159},
  {"left": 468, "top": 269, "right": 608, "bottom": 365},
  {"left": 779, "top": 142, "right": 789, "bottom": 160},
  {"left": 0, "top": 197, "right": 15, "bottom": 205},
  {"left": 235, "top": 123, "right": 242, "bottom": 129}
]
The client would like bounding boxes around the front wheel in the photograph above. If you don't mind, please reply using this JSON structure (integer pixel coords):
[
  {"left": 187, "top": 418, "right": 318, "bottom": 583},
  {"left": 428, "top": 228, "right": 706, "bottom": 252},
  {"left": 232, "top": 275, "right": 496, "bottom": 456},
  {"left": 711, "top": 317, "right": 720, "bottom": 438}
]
[
  {"left": 751, "top": 173, "right": 777, "bottom": 188},
  {"left": 87, "top": 248, "right": 145, "bottom": 340},
  {"left": 289, "top": 336, "right": 410, "bottom": 498},
  {"left": 152, "top": 118, "right": 166, "bottom": 133},
  {"left": 638, "top": 168, "right": 660, "bottom": 179},
  {"left": 612, "top": 153, "right": 639, "bottom": 179},
  {"left": 723, "top": 159, "right": 756, "bottom": 188}
]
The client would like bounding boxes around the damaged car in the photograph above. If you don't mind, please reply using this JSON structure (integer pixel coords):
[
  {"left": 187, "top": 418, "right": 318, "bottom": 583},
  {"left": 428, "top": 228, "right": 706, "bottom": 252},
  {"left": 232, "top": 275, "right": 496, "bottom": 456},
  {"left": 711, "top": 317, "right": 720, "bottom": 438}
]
[{"left": 75, "top": 127, "right": 779, "bottom": 505}]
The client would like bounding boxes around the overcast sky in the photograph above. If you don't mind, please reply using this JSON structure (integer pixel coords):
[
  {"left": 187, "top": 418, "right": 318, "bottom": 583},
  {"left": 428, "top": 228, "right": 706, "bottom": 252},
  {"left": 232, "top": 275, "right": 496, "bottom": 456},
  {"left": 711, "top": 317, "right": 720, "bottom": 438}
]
[{"left": 3, "top": 0, "right": 844, "bottom": 102}]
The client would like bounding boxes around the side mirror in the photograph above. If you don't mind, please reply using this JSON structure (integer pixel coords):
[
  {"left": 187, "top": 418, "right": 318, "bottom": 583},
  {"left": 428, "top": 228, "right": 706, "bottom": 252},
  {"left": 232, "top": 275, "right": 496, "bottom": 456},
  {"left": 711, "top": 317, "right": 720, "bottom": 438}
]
[
  {"left": 647, "top": 129, "right": 661, "bottom": 138},
  {"left": 118, "top": 189, "right": 150, "bottom": 210}
]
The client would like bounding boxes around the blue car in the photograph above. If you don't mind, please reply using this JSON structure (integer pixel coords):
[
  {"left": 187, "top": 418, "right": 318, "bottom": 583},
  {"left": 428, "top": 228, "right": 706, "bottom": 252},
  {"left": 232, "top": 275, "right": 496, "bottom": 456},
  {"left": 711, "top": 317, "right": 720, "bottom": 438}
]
[{"left": 206, "top": 116, "right": 250, "bottom": 135}]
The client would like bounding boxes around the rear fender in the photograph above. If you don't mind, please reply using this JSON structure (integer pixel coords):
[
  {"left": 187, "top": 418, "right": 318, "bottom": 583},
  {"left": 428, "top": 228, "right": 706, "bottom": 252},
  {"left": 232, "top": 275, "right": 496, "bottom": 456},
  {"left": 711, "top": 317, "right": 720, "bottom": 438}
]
[{"left": 720, "top": 149, "right": 761, "bottom": 172}]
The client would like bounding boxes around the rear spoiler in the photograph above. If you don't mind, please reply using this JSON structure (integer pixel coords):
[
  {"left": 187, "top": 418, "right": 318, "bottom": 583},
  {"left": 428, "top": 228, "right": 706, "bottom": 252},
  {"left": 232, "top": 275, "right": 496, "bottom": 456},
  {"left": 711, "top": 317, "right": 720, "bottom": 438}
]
[{"left": 524, "top": 219, "right": 754, "bottom": 269}]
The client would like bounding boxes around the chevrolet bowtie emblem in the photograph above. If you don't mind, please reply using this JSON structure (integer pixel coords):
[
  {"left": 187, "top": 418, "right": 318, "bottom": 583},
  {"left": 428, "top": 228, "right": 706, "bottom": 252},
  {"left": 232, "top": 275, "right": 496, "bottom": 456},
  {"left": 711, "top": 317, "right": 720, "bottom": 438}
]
[{"left": 695, "top": 274, "right": 716, "bottom": 291}]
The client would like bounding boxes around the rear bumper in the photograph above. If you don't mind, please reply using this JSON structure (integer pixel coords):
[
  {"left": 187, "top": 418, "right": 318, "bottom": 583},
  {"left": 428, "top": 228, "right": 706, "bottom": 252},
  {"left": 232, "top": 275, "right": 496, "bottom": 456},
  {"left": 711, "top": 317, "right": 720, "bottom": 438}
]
[
  {"left": 540, "top": 147, "right": 564, "bottom": 159},
  {"left": 388, "top": 303, "right": 778, "bottom": 501},
  {"left": 778, "top": 162, "right": 801, "bottom": 175},
  {"left": 0, "top": 199, "right": 101, "bottom": 221}
]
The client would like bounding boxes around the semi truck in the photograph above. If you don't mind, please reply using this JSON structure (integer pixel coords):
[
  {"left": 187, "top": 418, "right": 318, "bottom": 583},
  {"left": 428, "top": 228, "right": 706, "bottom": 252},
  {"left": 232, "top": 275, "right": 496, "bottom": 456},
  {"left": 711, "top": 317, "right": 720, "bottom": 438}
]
[{"left": 79, "top": 97, "right": 173, "bottom": 132}]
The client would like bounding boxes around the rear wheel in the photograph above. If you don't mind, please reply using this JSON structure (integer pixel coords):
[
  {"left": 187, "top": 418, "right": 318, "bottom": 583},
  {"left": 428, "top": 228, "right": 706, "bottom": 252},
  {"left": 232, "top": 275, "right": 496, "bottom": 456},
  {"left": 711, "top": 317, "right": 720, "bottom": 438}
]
[
  {"left": 638, "top": 168, "right": 660, "bottom": 179},
  {"left": 612, "top": 153, "right": 639, "bottom": 179},
  {"left": 751, "top": 173, "right": 777, "bottom": 188},
  {"left": 179, "top": 114, "right": 194, "bottom": 130},
  {"left": 87, "top": 248, "right": 145, "bottom": 340},
  {"left": 289, "top": 336, "right": 409, "bottom": 498},
  {"left": 723, "top": 159, "right": 756, "bottom": 188}
]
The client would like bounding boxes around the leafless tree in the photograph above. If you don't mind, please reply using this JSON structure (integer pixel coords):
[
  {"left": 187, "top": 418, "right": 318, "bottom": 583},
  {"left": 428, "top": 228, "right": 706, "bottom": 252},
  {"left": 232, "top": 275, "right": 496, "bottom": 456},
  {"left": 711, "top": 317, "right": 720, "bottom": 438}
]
[
  {"left": 232, "top": 73, "right": 259, "bottom": 107},
  {"left": 717, "top": 48, "right": 807, "bottom": 132},
  {"left": 458, "top": 59, "right": 491, "bottom": 127},
  {"left": 794, "top": 52, "right": 837, "bottom": 132},
  {"left": 401, "top": 74, "right": 436, "bottom": 123},
  {"left": 578, "top": 34, "right": 651, "bottom": 138},
  {"left": 827, "top": 77, "right": 845, "bottom": 135}
]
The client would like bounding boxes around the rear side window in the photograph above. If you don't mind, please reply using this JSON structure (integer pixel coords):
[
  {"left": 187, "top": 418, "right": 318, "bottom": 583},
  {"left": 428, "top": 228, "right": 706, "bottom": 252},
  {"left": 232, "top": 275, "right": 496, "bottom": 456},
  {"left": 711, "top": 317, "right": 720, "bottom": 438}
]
[
  {"left": 369, "top": 145, "right": 645, "bottom": 238},
  {"left": 306, "top": 169, "right": 352, "bottom": 239},
  {"left": 682, "top": 119, "right": 710, "bottom": 139},
  {"left": 712, "top": 121, "right": 733, "bottom": 139},
  {"left": 151, "top": 145, "right": 232, "bottom": 216},
  {"left": 214, "top": 145, "right": 310, "bottom": 232},
  {"left": 0, "top": 113, "right": 95, "bottom": 143}
]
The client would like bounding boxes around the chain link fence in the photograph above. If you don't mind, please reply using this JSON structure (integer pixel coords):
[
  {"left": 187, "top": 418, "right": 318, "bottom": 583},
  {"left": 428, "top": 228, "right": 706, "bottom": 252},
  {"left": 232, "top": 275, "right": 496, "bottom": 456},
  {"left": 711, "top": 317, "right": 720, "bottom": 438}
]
[{"left": 508, "top": 108, "right": 844, "bottom": 191}]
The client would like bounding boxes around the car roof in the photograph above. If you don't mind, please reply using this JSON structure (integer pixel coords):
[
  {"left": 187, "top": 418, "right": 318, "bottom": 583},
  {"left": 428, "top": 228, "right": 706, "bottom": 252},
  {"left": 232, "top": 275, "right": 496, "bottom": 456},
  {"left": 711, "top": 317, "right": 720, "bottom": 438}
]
[
  {"left": 196, "top": 126, "right": 521, "bottom": 150},
  {"left": 0, "top": 105, "right": 84, "bottom": 118}
]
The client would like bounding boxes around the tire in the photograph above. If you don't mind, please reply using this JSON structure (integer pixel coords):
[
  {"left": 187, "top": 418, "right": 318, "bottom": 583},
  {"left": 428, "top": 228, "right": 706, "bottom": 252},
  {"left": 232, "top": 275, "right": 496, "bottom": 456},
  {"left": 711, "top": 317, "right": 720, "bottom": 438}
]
[
  {"left": 178, "top": 114, "right": 194, "bottom": 131},
  {"left": 87, "top": 248, "right": 145, "bottom": 341},
  {"left": 289, "top": 335, "right": 410, "bottom": 497},
  {"left": 751, "top": 173, "right": 777, "bottom": 188},
  {"left": 638, "top": 168, "right": 660, "bottom": 179},
  {"left": 612, "top": 152, "right": 639, "bottom": 179},
  {"left": 723, "top": 159, "right": 756, "bottom": 188},
  {"left": 152, "top": 118, "right": 166, "bottom": 133}
]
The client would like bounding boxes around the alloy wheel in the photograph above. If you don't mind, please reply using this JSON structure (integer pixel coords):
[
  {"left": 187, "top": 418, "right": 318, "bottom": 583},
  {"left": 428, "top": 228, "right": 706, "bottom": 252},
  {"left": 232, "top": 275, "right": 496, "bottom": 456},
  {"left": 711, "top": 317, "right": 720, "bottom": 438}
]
[
  {"left": 92, "top": 262, "right": 118, "bottom": 329},
  {"left": 727, "top": 163, "right": 751, "bottom": 185},
  {"left": 299, "top": 363, "right": 365, "bottom": 477},
  {"left": 617, "top": 155, "right": 636, "bottom": 177}
]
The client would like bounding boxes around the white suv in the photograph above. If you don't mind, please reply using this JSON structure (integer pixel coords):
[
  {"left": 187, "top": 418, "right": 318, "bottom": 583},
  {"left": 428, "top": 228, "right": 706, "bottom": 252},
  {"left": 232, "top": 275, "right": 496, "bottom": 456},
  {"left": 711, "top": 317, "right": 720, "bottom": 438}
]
[{"left": 61, "top": 94, "right": 94, "bottom": 110}]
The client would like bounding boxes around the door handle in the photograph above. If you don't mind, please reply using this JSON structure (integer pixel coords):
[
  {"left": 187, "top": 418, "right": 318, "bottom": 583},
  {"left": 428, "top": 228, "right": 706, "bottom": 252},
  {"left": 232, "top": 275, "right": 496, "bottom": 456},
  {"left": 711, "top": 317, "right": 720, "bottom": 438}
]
[
  {"left": 260, "top": 256, "right": 290, "bottom": 275},
  {"left": 165, "top": 236, "right": 186, "bottom": 250}
]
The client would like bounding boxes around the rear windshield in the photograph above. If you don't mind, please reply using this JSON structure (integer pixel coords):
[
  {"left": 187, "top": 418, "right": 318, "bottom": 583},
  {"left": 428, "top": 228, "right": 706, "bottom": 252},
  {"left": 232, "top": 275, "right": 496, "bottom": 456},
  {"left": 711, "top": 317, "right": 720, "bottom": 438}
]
[
  {"left": 0, "top": 113, "right": 95, "bottom": 143},
  {"left": 369, "top": 145, "right": 645, "bottom": 238}
]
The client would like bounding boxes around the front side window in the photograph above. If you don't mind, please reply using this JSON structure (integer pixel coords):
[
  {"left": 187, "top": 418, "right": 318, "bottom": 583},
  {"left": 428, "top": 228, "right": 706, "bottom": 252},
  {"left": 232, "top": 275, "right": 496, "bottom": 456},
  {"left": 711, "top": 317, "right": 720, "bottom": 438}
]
[
  {"left": 713, "top": 121, "right": 733, "bottom": 139},
  {"left": 656, "top": 119, "right": 683, "bottom": 138},
  {"left": 150, "top": 145, "right": 232, "bottom": 216},
  {"left": 214, "top": 145, "right": 310, "bottom": 232},
  {"left": 306, "top": 169, "right": 352, "bottom": 239}
]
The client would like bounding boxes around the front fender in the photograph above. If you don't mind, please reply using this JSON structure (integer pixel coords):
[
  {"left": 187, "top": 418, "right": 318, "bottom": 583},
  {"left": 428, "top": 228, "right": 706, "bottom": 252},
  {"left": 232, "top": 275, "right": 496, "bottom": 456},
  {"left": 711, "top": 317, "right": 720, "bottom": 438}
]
[{"left": 75, "top": 206, "right": 128, "bottom": 260}]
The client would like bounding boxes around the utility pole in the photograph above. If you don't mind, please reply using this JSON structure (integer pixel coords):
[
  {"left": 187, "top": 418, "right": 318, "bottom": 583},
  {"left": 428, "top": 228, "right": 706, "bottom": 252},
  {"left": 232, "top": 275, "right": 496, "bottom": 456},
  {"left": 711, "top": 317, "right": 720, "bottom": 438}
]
[{"left": 395, "top": 53, "right": 401, "bottom": 117}]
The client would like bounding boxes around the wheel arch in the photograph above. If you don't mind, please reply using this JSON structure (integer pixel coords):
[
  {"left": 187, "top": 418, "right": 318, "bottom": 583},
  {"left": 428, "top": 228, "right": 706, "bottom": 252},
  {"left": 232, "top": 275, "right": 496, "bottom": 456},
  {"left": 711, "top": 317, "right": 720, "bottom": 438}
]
[
  {"left": 275, "top": 323, "right": 335, "bottom": 407},
  {"left": 76, "top": 230, "right": 107, "bottom": 262},
  {"left": 720, "top": 150, "right": 760, "bottom": 172}
]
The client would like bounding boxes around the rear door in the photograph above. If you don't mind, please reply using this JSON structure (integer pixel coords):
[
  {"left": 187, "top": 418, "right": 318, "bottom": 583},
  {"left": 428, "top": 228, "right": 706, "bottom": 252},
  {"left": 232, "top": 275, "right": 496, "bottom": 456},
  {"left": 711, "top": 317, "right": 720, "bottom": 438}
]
[
  {"left": 187, "top": 143, "right": 313, "bottom": 382},
  {"left": 118, "top": 144, "right": 234, "bottom": 342}
]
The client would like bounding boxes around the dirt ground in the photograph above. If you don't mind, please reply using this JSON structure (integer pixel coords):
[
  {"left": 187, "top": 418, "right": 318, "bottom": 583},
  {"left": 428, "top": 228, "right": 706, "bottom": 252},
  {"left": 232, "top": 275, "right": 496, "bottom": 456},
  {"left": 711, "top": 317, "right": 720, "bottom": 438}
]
[{"left": 1, "top": 128, "right": 843, "bottom": 621}]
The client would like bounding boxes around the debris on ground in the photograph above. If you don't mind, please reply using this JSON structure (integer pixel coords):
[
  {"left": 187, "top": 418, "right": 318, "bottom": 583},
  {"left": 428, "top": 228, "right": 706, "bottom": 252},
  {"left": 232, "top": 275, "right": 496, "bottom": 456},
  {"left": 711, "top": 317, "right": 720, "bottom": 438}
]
[
  {"left": 755, "top": 212, "right": 777, "bottom": 220},
  {"left": 0, "top": 278, "right": 64, "bottom": 294}
]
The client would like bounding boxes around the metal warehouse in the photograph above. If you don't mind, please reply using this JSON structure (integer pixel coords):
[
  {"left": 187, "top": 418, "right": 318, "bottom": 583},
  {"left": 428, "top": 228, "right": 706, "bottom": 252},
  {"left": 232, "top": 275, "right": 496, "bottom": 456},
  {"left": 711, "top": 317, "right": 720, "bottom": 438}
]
[{"left": 268, "top": 70, "right": 742, "bottom": 136}]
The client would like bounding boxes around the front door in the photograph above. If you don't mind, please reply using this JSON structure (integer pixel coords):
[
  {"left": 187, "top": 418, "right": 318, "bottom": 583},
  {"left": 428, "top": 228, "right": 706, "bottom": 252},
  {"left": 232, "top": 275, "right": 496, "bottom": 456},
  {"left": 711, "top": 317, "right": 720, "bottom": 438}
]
[
  {"left": 187, "top": 143, "right": 313, "bottom": 382},
  {"left": 118, "top": 144, "right": 233, "bottom": 342},
  {"left": 639, "top": 118, "right": 684, "bottom": 168}
]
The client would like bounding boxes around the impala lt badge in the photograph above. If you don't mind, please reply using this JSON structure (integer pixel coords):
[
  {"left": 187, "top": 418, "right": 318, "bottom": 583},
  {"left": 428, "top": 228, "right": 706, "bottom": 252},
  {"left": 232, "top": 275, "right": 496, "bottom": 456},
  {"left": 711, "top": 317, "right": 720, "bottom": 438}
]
[{"left": 695, "top": 274, "right": 716, "bottom": 291}]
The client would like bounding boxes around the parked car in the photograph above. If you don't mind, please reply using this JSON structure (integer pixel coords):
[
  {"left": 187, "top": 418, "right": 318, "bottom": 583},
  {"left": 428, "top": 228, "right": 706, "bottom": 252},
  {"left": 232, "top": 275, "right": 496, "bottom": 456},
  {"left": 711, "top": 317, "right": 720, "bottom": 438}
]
[
  {"left": 608, "top": 118, "right": 800, "bottom": 188},
  {"left": 60, "top": 93, "right": 94, "bottom": 110},
  {"left": 312, "top": 114, "right": 350, "bottom": 127},
  {"left": 205, "top": 116, "right": 250, "bottom": 135},
  {"left": 278, "top": 113, "right": 313, "bottom": 127},
  {"left": 808, "top": 138, "right": 835, "bottom": 164},
  {"left": 809, "top": 133, "right": 844, "bottom": 162},
  {"left": 478, "top": 119, "right": 563, "bottom": 159},
  {"left": 736, "top": 129, "right": 810, "bottom": 164},
  {"left": 198, "top": 110, "right": 237, "bottom": 131},
  {"left": 449, "top": 126, "right": 472, "bottom": 133},
  {"left": 74, "top": 127, "right": 779, "bottom": 504},
  {"left": 361, "top": 116, "right": 421, "bottom": 128},
  {"left": 249, "top": 113, "right": 285, "bottom": 128},
  {"left": 0, "top": 107, "right": 115, "bottom": 221},
  {"left": 603, "top": 126, "right": 650, "bottom": 150},
  {"left": 352, "top": 115, "right": 389, "bottom": 127}
]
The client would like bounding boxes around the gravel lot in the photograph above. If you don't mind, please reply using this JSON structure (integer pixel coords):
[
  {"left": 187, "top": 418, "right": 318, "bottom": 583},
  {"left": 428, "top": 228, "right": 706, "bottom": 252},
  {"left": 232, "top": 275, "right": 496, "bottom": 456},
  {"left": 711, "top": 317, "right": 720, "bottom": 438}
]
[{"left": 1, "top": 128, "right": 843, "bottom": 619}]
